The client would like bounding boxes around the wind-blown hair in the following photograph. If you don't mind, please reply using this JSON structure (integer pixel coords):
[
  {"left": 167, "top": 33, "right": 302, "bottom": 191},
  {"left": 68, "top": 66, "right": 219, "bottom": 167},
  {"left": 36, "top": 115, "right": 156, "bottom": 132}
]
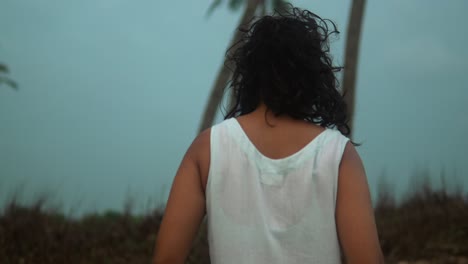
[{"left": 224, "top": 7, "right": 351, "bottom": 136}]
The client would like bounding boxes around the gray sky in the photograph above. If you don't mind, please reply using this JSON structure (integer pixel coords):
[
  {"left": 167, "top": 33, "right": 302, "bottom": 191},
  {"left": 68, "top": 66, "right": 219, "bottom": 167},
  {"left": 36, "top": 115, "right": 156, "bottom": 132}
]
[{"left": 1, "top": 0, "right": 467, "bottom": 216}]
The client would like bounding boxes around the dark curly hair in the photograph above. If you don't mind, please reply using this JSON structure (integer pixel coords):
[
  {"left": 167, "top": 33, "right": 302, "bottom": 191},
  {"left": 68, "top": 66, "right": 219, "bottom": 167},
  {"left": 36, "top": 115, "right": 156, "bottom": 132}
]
[{"left": 224, "top": 7, "right": 351, "bottom": 136}]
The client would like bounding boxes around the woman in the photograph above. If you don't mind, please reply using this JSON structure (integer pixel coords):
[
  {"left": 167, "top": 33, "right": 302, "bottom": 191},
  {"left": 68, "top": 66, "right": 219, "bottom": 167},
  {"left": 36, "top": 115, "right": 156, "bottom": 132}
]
[{"left": 154, "top": 7, "right": 384, "bottom": 264}]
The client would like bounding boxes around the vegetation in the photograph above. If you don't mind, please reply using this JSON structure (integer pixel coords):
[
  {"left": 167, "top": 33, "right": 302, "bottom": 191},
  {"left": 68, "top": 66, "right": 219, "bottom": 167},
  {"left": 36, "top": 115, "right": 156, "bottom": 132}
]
[
  {"left": 375, "top": 177, "right": 468, "bottom": 263},
  {"left": 1, "top": 176, "right": 467, "bottom": 264}
]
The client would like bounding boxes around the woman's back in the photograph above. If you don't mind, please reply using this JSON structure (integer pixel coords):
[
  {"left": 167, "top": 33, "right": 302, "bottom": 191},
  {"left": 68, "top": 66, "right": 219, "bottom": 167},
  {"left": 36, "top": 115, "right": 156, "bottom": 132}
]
[{"left": 206, "top": 110, "right": 349, "bottom": 264}]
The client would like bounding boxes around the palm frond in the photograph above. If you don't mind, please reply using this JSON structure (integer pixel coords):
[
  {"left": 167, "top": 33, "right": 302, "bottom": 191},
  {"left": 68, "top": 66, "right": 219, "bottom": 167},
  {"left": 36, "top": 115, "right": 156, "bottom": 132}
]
[
  {"left": 0, "top": 63, "right": 9, "bottom": 73},
  {"left": 0, "top": 77, "right": 18, "bottom": 90},
  {"left": 0, "top": 63, "right": 18, "bottom": 90},
  {"left": 228, "top": 0, "right": 244, "bottom": 11},
  {"left": 206, "top": 0, "right": 222, "bottom": 17},
  {"left": 272, "top": 0, "right": 290, "bottom": 13}
]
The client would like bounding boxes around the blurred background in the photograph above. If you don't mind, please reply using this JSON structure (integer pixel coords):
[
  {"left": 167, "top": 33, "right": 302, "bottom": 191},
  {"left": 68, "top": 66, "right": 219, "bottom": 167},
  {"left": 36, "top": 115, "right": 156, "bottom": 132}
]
[{"left": 1, "top": 0, "right": 467, "bottom": 263}]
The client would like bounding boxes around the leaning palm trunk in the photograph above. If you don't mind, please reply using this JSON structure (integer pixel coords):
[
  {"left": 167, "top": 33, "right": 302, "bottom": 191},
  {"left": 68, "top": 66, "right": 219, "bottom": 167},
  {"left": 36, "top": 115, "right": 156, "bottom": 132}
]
[
  {"left": 198, "top": 0, "right": 261, "bottom": 133},
  {"left": 342, "top": 0, "right": 367, "bottom": 139}
]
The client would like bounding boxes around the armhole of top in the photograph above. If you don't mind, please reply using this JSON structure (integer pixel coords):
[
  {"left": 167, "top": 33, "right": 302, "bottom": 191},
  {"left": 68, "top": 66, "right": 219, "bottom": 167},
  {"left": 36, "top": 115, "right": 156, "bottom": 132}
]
[
  {"left": 333, "top": 133, "right": 350, "bottom": 208},
  {"left": 205, "top": 124, "right": 216, "bottom": 194}
]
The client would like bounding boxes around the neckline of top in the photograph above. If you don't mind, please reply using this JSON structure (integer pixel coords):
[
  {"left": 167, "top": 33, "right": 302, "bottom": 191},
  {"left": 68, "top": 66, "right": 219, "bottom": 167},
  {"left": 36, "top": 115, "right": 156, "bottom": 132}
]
[{"left": 230, "top": 118, "right": 329, "bottom": 163}]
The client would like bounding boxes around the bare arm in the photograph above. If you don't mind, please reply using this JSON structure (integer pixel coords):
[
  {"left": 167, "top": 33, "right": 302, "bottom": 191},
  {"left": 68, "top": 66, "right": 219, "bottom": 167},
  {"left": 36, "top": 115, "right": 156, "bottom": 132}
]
[
  {"left": 153, "top": 129, "right": 210, "bottom": 264},
  {"left": 336, "top": 142, "right": 385, "bottom": 264}
]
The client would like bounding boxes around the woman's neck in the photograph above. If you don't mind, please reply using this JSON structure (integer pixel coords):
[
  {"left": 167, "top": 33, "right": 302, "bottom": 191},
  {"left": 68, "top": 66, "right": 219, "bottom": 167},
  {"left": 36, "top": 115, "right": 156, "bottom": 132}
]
[{"left": 248, "top": 103, "right": 305, "bottom": 127}]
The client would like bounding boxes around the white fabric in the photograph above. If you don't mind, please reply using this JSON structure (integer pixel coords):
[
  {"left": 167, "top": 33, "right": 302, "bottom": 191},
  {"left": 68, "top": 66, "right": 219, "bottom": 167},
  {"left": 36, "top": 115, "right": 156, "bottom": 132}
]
[{"left": 206, "top": 118, "right": 350, "bottom": 264}]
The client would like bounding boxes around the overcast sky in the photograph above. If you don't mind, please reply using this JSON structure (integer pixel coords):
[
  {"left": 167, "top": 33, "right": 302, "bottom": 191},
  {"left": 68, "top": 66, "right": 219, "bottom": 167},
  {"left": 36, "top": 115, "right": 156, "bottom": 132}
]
[{"left": 1, "top": 0, "right": 467, "bottom": 216}]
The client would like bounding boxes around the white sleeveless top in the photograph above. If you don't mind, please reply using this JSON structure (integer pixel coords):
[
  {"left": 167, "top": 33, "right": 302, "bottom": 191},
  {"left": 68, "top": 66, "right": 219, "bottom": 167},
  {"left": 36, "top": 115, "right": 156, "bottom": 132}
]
[{"left": 206, "top": 118, "right": 350, "bottom": 264}]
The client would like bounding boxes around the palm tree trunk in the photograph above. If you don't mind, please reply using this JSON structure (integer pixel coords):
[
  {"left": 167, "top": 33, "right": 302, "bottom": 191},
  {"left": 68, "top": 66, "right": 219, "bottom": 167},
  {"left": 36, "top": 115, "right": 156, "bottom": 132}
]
[
  {"left": 342, "top": 0, "right": 366, "bottom": 138},
  {"left": 198, "top": 0, "right": 261, "bottom": 133}
]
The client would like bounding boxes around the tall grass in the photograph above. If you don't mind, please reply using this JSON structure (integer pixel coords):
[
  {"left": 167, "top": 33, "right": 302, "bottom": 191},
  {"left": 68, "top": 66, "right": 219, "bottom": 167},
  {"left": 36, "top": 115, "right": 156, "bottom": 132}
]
[
  {"left": 0, "top": 197, "right": 164, "bottom": 264},
  {"left": 375, "top": 174, "right": 468, "bottom": 263},
  {"left": 1, "top": 174, "right": 467, "bottom": 264}
]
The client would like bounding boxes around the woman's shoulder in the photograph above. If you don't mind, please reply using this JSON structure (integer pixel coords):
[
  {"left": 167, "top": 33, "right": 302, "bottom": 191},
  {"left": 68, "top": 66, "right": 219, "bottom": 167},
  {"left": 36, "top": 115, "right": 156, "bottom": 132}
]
[
  {"left": 191, "top": 118, "right": 236, "bottom": 155},
  {"left": 187, "top": 128, "right": 211, "bottom": 192}
]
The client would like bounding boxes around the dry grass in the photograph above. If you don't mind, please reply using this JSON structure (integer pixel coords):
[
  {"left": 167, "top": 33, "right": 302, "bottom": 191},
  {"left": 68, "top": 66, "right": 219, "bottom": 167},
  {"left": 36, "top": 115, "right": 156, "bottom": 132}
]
[
  {"left": 375, "top": 176, "right": 468, "bottom": 263},
  {"left": 1, "top": 175, "right": 467, "bottom": 263},
  {"left": 0, "top": 199, "right": 163, "bottom": 264}
]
